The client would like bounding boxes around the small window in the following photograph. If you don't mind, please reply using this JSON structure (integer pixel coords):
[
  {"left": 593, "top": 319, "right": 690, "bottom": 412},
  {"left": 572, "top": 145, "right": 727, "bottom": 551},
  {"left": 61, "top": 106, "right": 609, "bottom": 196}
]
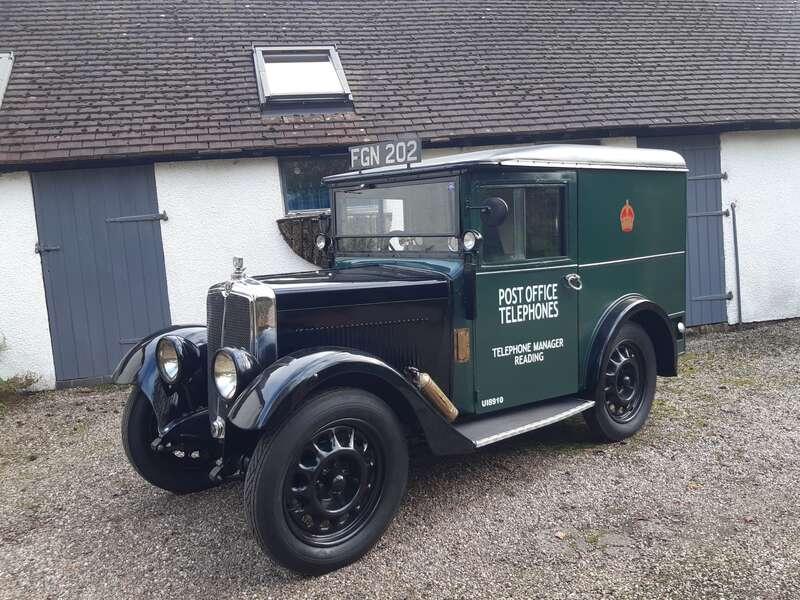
[
  {"left": 481, "top": 185, "right": 566, "bottom": 264},
  {"left": 0, "top": 51, "right": 14, "bottom": 110},
  {"left": 254, "top": 46, "right": 352, "bottom": 106},
  {"left": 524, "top": 186, "right": 565, "bottom": 259},
  {"left": 279, "top": 155, "right": 350, "bottom": 212}
]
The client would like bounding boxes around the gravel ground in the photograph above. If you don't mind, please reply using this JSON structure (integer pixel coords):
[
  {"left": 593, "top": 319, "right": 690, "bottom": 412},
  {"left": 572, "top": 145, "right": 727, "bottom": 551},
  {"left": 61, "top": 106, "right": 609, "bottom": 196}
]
[{"left": 1, "top": 320, "right": 799, "bottom": 599}]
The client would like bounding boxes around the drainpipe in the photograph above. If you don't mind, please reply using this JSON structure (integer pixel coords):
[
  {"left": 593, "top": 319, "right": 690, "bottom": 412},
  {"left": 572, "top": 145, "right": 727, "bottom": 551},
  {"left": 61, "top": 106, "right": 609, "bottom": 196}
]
[{"left": 730, "top": 202, "right": 743, "bottom": 325}]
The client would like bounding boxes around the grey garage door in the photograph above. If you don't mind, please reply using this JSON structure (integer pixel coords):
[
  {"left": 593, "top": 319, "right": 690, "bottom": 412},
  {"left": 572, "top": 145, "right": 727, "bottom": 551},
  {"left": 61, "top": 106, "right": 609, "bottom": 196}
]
[
  {"left": 639, "top": 135, "right": 728, "bottom": 326},
  {"left": 32, "top": 165, "right": 171, "bottom": 385}
]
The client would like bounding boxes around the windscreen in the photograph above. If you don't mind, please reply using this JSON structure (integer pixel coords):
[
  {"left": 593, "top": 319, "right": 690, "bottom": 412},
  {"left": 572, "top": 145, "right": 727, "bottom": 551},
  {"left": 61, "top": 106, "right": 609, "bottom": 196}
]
[{"left": 334, "top": 179, "right": 458, "bottom": 253}]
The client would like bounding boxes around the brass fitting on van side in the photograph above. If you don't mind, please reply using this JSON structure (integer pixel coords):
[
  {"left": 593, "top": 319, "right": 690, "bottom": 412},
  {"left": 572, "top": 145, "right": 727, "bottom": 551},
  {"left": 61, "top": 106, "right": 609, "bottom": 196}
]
[{"left": 406, "top": 367, "right": 459, "bottom": 423}]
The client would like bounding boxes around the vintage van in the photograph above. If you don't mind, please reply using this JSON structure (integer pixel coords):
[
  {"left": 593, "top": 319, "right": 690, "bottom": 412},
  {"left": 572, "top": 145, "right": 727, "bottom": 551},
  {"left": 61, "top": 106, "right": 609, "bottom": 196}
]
[{"left": 114, "top": 144, "right": 687, "bottom": 573}]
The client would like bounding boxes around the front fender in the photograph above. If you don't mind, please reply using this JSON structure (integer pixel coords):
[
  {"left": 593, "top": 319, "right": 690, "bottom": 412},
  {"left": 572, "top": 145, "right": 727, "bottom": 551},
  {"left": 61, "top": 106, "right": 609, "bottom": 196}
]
[
  {"left": 112, "top": 324, "right": 206, "bottom": 406},
  {"left": 227, "top": 347, "right": 475, "bottom": 456},
  {"left": 584, "top": 295, "right": 677, "bottom": 391}
]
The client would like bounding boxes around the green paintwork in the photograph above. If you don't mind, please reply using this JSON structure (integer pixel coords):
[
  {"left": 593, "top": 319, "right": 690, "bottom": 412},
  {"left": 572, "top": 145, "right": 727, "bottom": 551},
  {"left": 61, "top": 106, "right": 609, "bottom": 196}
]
[
  {"left": 575, "top": 170, "right": 686, "bottom": 382},
  {"left": 469, "top": 171, "right": 581, "bottom": 413},
  {"left": 327, "top": 164, "right": 686, "bottom": 417}
]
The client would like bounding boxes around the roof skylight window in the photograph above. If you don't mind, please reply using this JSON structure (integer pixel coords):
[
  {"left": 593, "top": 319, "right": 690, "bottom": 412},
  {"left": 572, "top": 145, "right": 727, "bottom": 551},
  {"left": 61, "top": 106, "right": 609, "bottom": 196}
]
[
  {"left": 254, "top": 46, "right": 352, "bottom": 107},
  {"left": 0, "top": 51, "right": 14, "bottom": 110}
]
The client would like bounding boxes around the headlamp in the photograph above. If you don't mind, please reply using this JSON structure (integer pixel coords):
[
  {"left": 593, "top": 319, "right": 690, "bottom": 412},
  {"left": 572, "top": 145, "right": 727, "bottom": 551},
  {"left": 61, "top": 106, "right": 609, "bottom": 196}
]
[
  {"left": 315, "top": 234, "right": 329, "bottom": 251},
  {"left": 156, "top": 337, "right": 181, "bottom": 384},
  {"left": 213, "top": 348, "right": 258, "bottom": 401},
  {"left": 213, "top": 351, "right": 237, "bottom": 400},
  {"left": 156, "top": 335, "right": 200, "bottom": 385},
  {"left": 462, "top": 230, "right": 482, "bottom": 252}
]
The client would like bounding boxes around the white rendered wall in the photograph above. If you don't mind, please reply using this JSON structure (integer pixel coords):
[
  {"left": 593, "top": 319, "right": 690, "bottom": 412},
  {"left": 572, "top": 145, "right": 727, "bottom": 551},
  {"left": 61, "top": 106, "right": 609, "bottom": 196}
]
[
  {"left": 155, "top": 157, "right": 315, "bottom": 324},
  {"left": 720, "top": 129, "right": 800, "bottom": 323},
  {"left": 0, "top": 171, "right": 56, "bottom": 389}
]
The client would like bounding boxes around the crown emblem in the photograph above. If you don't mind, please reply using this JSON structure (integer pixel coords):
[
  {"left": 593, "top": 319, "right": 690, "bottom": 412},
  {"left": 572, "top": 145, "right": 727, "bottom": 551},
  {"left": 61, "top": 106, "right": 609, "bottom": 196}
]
[{"left": 620, "top": 200, "right": 635, "bottom": 233}]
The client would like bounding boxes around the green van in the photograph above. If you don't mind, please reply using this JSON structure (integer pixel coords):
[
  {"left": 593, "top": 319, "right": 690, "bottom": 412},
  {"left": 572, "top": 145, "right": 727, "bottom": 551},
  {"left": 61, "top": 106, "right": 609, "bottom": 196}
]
[{"left": 115, "top": 144, "right": 687, "bottom": 573}]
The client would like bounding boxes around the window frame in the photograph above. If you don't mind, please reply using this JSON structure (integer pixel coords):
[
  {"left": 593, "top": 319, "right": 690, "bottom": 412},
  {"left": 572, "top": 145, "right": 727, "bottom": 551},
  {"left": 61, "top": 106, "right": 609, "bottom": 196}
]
[
  {"left": 472, "top": 171, "right": 575, "bottom": 269},
  {"left": 253, "top": 45, "right": 352, "bottom": 106},
  {"left": 522, "top": 184, "right": 567, "bottom": 260},
  {"left": 0, "top": 51, "right": 14, "bottom": 110},
  {"left": 331, "top": 175, "right": 463, "bottom": 258},
  {"left": 278, "top": 153, "right": 350, "bottom": 214}
]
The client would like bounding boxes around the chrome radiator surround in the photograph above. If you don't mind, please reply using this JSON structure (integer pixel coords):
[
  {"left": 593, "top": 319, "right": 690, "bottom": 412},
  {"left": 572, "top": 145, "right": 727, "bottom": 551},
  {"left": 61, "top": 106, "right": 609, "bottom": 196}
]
[
  {"left": 207, "top": 278, "right": 277, "bottom": 355},
  {"left": 206, "top": 277, "right": 278, "bottom": 420}
]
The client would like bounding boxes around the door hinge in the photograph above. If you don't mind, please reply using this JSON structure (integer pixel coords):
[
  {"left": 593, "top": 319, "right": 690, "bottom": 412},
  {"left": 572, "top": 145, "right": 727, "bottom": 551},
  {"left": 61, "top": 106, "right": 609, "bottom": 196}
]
[
  {"left": 688, "top": 209, "right": 730, "bottom": 218},
  {"left": 105, "top": 210, "right": 168, "bottom": 223},
  {"left": 688, "top": 172, "right": 728, "bottom": 181},
  {"left": 34, "top": 242, "right": 61, "bottom": 254},
  {"left": 692, "top": 291, "right": 733, "bottom": 302}
]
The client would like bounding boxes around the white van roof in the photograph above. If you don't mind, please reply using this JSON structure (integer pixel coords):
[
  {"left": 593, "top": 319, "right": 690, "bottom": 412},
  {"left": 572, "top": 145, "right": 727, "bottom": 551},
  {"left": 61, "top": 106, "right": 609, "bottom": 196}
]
[{"left": 325, "top": 143, "right": 688, "bottom": 183}]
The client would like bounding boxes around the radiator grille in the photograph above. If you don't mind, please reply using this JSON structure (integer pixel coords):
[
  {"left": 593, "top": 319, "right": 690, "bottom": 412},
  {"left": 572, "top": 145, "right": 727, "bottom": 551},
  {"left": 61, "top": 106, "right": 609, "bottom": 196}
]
[
  {"left": 223, "top": 294, "right": 252, "bottom": 349},
  {"left": 206, "top": 289, "right": 252, "bottom": 421},
  {"left": 206, "top": 291, "right": 225, "bottom": 361},
  {"left": 206, "top": 290, "right": 225, "bottom": 420}
]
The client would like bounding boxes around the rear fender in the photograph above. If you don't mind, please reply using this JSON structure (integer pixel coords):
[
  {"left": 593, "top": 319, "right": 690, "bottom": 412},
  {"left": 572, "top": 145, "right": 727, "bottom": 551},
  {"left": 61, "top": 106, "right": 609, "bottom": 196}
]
[
  {"left": 584, "top": 295, "right": 677, "bottom": 392},
  {"left": 227, "top": 347, "right": 474, "bottom": 456}
]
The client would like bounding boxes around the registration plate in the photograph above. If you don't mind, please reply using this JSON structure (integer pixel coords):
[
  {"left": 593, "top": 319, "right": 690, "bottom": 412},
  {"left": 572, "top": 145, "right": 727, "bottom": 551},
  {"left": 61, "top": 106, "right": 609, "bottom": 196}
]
[{"left": 349, "top": 135, "right": 422, "bottom": 170}]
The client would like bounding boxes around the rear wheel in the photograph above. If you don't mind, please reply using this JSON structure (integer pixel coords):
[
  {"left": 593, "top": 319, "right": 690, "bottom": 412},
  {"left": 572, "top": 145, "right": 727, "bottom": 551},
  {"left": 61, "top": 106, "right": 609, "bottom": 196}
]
[
  {"left": 244, "top": 387, "right": 408, "bottom": 574},
  {"left": 121, "top": 385, "right": 217, "bottom": 494},
  {"left": 584, "top": 322, "right": 657, "bottom": 441}
]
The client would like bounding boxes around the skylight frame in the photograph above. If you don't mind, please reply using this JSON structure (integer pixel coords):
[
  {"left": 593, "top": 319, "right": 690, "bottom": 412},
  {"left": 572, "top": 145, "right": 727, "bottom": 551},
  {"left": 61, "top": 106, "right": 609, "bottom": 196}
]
[{"left": 253, "top": 45, "right": 353, "bottom": 106}]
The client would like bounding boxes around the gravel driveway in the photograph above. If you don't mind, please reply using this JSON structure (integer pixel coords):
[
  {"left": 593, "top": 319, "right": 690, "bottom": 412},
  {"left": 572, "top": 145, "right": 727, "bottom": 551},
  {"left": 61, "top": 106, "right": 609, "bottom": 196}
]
[{"left": 1, "top": 321, "right": 799, "bottom": 599}]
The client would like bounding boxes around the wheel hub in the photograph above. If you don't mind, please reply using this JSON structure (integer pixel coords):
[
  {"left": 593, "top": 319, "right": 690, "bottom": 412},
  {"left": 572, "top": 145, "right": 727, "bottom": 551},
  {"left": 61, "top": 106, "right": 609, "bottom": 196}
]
[
  {"left": 331, "top": 474, "right": 346, "bottom": 492},
  {"left": 285, "top": 421, "right": 383, "bottom": 545},
  {"left": 309, "top": 450, "right": 367, "bottom": 517},
  {"left": 604, "top": 341, "right": 645, "bottom": 423}
]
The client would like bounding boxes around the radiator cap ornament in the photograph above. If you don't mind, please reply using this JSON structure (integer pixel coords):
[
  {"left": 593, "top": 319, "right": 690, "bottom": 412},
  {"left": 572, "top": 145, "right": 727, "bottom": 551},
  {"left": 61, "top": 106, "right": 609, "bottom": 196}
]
[{"left": 232, "top": 256, "right": 246, "bottom": 280}]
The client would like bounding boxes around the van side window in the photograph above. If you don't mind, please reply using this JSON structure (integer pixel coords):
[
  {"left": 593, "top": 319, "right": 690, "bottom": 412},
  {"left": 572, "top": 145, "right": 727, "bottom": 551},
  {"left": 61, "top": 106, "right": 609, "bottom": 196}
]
[
  {"left": 525, "top": 185, "right": 565, "bottom": 259},
  {"left": 481, "top": 184, "right": 566, "bottom": 264}
]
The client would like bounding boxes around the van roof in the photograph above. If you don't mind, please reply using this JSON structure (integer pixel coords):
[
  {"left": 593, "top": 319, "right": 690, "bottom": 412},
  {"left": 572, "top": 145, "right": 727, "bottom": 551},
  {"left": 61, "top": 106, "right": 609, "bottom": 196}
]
[{"left": 324, "top": 143, "right": 688, "bottom": 183}]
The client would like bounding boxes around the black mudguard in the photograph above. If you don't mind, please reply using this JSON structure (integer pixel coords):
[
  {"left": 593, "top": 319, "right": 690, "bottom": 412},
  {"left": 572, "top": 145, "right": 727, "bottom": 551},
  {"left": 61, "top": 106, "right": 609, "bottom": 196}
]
[
  {"left": 112, "top": 324, "right": 208, "bottom": 438},
  {"left": 584, "top": 295, "right": 677, "bottom": 391},
  {"left": 227, "top": 347, "right": 475, "bottom": 456}
]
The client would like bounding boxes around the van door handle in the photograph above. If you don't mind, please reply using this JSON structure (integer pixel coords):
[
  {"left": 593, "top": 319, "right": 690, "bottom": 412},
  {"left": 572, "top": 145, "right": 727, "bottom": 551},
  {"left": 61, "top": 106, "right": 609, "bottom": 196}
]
[{"left": 563, "top": 273, "right": 583, "bottom": 291}]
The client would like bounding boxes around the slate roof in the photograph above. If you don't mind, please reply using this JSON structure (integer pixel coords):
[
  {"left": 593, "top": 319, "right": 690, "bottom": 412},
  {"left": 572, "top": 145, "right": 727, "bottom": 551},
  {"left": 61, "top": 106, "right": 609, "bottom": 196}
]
[{"left": 1, "top": 0, "right": 799, "bottom": 167}]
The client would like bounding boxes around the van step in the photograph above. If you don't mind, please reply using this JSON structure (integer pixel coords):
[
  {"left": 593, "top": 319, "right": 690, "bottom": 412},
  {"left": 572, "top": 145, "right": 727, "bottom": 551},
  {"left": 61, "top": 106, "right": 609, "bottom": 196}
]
[{"left": 454, "top": 397, "right": 595, "bottom": 448}]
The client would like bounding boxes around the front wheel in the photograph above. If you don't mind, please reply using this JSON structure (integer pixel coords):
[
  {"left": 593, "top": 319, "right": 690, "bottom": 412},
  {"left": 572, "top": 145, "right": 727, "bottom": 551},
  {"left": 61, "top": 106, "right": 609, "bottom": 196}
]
[
  {"left": 584, "top": 321, "right": 657, "bottom": 442},
  {"left": 244, "top": 387, "right": 408, "bottom": 574},
  {"left": 121, "top": 385, "right": 218, "bottom": 494}
]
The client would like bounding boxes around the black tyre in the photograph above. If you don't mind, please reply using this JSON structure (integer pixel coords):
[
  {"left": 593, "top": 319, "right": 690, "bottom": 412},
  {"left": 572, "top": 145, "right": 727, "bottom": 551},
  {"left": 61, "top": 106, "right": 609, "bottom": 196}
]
[
  {"left": 244, "top": 387, "right": 408, "bottom": 574},
  {"left": 584, "top": 322, "right": 657, "bottom": 442},
  {"left": 121, "top": 385, "right": 217, "bottom": 494}
]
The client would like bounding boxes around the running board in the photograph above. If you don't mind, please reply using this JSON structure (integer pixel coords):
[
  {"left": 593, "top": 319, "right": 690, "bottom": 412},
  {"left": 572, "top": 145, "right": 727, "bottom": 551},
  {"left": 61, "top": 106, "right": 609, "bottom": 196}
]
[{"left": 454, "top": 397, "right": 595, "bottom": 448}]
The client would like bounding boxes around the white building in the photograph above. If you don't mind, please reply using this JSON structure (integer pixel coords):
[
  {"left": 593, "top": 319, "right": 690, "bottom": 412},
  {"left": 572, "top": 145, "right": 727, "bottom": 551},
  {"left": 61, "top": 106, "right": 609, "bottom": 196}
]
[{"left": 1, "top": 1, "right": 799, "bottom": 388}]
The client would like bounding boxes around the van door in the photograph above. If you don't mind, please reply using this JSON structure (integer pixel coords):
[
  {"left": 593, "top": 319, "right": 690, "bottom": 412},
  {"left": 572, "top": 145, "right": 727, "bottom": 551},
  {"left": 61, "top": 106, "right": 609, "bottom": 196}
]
[{"left": 472, "top": 172, "right": 580, "bottom": 414}]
